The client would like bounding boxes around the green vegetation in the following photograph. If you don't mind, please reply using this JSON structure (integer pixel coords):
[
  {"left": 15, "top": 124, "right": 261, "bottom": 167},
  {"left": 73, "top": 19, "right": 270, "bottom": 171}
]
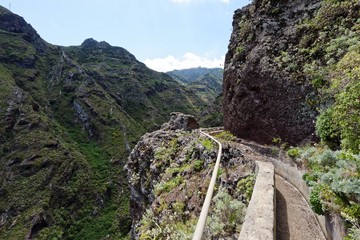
[
  {"left": 193, "top": 159, "right": 204, "bottom": 171},
  {"left": 315, "top": 50, "right": 360, "bottom": 153},
  {"left": 198, "top": 94, "right": 223, "bottom": 128},
  {"left": 154, "top": 176, "right": 184, "bottom": 196},
  {"left": 287, "top": 147, "right": 301, "bottom": 159},
  {"left": 0, "top": 7, "right": 205, "bottom": 239},
  {"left": 206, "top": 188, "right": 246, "bottom": 237},
  {"left": 236, "top": 174, "right": 256, "bottom": 203},
  {"left": 134, "top": 131, "right": 255, "bottom": 239},
  {"left": 214, "top": 131, "right": 237, "bottom": 142},
  {"left": 167, "top": 67, "right": 223, "bottom": 106},
  {"left": 201, "top": 138, "right": 215, "bottom": 150},
  {"left": 301, "top": 148, "right": 360, "bottom": 237},
  {"left": 138, "top": 208, "right": 197, "bottom": 240},
  {"left": 236, "top": 45, "right": 245, "bottom": 55},
  {"left": 261, "top": 1, "right": 360, "bottom": 236}
]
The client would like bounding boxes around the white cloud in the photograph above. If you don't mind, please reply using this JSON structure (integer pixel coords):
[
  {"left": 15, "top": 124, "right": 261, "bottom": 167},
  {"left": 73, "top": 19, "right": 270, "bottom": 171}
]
[
  {"left": 171, "top": 0, "right": 192, "bottom": 3},
  {"left": 144, "top": 52, "right": 225, "bottom": 72},
  {"left": 221, "top": 0, "right": 230, "bottom": 3}
]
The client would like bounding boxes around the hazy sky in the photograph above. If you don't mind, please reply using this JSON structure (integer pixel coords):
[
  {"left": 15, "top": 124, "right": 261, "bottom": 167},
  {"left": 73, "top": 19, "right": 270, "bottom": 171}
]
[{"left": 0, "top": 0, "right": 250, "bottom": 71}]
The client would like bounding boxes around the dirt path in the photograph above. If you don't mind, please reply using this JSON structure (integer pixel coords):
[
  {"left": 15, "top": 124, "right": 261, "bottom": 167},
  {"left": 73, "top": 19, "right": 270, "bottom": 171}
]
[{"left": 275, "top": 175, "right": 326, "bottom": 240}]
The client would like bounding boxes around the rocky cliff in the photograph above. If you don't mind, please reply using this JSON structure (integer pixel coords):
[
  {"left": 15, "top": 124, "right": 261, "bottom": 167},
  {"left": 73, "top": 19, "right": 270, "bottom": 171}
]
[
  {"left": 222, "top": 0, "right": 360, "bottom": 238},
  {"left": 126, "top": 114, "right": 256, "bottom": 239},
  {"left": 223, "top": 0, "right": 359, "bottom": 144},
  {"left": 0, "top": 6, "right": 204, "bottom": 239},
  {"left": 223, "top": 0, "right": 323, "bottom": 145}
]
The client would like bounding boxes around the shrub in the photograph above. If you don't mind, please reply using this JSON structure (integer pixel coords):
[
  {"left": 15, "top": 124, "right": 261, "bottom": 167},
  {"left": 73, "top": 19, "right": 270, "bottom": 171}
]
[
  {"left": 205, "top": 188, "right": 246, "bottom": 237},
  {"left": 201, "top": 138, "right": 214, "bottom": 150},
  {"left": 138, "top": 209, "right": 163, "bottom": 240},
  {"left": 193, "top": 159, "right": 204, "bottom": 172},
  {"left": 214, "top": 131, "right": 237, "bottom": 142},
  {"left": 346, "top": 226, "right": 360, "bottom": 240},
  {"left": 236, "top": 45, "right": 245, "bottom": 55},
  {"left": 317, "top": 150, "right": 337, "bottom": 167},
  {"left": 334, "top": 81, "right": 360, "bottom": 154},
  {"left": 303, "top": 147, "right": 360, "bottom": 233},
  {"left": 236, "top": 174, "right": 256, "bottom": 203},
  {"left": 310, "top": 184, "right": 326, "bottom": 215},
  {"left": 287, "top": 147, "right": 300, "bottom": 158},
  {"left": 316, "top": 107, "right": 341, "bottom": 149},
  {"left": 154, "top": 176, "right": 183, "bottom": 196},
  {"left": 315, "top": 50, "right": 360, "bottom": 154}
]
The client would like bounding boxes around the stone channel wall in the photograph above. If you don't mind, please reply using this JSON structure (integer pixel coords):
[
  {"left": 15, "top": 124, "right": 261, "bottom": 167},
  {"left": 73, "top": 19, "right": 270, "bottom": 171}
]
[
  {"left": 239, "top": 158, "right": 345, "bottom": 240},
  {"left": 238, "top": 161, "right": 275, "bottom": 240},
  {"left": 267, "top": 158, "right": 346, "bottom": 240}
]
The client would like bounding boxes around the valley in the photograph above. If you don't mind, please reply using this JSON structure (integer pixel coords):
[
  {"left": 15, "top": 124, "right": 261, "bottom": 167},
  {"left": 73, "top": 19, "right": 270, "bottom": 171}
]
[{"left": 1, "top": 0, "right": 360, "bottom": 239}]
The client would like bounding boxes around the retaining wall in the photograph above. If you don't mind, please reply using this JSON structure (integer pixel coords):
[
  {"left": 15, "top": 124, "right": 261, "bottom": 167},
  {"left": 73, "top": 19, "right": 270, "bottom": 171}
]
[{"left": 238, "top": 161, "right": 275, "bottom": 240}]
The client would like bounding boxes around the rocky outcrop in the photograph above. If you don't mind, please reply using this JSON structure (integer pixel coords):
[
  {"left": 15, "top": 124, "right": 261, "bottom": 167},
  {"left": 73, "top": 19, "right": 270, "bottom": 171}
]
[
  {"left": 161, "top": 112, "right": 199, "bottom": 131},
  {"left": 223, "top": 0, "right": 321, "bottom": 145},
  {"left": 125, "top": 127, "right": 256, "bottom": 239},
  {"left": 0, "top": 6, "right": 47, "bottom": 53}
]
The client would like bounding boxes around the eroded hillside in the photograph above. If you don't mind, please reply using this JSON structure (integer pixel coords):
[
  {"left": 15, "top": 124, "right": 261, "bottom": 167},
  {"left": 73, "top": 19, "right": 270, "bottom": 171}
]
[{"left": 0, "top": 6, "right": 204, "bottom": 239}]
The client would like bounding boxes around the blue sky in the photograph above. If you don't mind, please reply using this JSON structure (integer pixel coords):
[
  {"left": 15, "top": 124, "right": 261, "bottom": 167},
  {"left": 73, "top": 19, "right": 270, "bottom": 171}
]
[{"left": 0, "top": 0, "right": 250, "bottom": 71}]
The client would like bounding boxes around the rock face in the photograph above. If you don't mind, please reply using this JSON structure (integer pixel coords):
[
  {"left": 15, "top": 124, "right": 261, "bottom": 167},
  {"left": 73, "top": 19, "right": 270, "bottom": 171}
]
[
  {"left": 223, "top": 0, "right": 321, "bottom": 145},
  {"left": 161, "top": 112, "right": 199, "bottom": 131}
]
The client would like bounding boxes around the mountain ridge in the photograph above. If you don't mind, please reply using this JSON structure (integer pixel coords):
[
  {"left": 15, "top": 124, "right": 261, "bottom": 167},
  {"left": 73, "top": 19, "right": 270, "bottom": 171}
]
[{"left": 0, "top": 6, "right": 205, "bottom": 239}]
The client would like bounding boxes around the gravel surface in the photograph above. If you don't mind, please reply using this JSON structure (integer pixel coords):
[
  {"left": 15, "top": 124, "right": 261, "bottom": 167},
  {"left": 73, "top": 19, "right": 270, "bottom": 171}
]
[{"left": 275, "top": 175, "right": 326, "bottom": 240}]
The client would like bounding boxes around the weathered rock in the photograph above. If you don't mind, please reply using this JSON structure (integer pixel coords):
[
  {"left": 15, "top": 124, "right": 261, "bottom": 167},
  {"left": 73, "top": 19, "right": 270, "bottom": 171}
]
[
  {"left": 223, "top": 0, "right": 321, "bottom": 145},
  {"left": 0, "top": 6, "right": 47, "bottom": 53},
  {"left": 161, "top": 112, "right": 199, "bottom": 131}
]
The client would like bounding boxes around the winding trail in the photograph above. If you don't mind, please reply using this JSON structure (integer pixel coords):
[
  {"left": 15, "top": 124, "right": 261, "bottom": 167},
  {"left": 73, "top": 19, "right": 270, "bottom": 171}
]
[{"left": 275, "top": 174, "right": 326, "bottom": 240}]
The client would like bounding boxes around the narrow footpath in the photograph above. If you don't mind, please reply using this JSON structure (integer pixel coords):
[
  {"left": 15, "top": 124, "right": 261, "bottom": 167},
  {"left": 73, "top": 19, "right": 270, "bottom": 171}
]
[{"left": 275, "top": 174, "right": 326, "bottom": 240}]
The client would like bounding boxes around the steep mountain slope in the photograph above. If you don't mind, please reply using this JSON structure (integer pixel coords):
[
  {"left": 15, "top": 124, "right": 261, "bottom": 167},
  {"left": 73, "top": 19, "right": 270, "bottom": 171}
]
[
  {"left": 167, "top": 67, "right": 223, "bottom": 104},
  {"left": 167, "top": 67, "right": 224, "bottom": 127},
  {"left": 167, "top": 67, "right": 223, "bottom": 85},
  {"left": 188, "top": 73, "right": 222, "bottom": 102},
  {"left": 0, "top": 6, "right": 204, "bottom": 239},
  {"left": 66, "top": 39, "right": 204, "bottom": 129}
]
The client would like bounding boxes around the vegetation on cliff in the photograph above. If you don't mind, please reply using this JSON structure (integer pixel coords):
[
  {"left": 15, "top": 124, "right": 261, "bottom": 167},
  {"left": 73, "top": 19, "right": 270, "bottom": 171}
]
[
  {"left": 299, "top": 0, "right": 360, "bottom": 237},
  {"left": 0, "top": 6, "right": 204, "bottom": 239},
  {"left": 224, "top": 0, "right": 360, "bottom": 238},
  {"left": 167, "top": 67, "right": 224, "bottom": 127},
  {"left": 126, "top": 119, "right": 255, "bottom": 239}
]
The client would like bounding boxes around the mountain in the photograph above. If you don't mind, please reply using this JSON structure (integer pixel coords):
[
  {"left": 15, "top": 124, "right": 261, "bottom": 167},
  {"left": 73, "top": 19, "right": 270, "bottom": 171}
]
[
  {"left": 167, "top": 67, "right": 223, "bottom": 85},
  {"left": 167, "top": 67, "right": 224, "bottom": 126},
  {"left": 167, "top": 67, "right": 223, "bottom": 102},
  {"left": 65, "top": 39, "right": 204, "bottom": 130},
  {"left": 188, "top": 73, "right": 222, "bottom": 103},
  {"left": 0, "top": 6, "right": 204, "bottom": 239}
]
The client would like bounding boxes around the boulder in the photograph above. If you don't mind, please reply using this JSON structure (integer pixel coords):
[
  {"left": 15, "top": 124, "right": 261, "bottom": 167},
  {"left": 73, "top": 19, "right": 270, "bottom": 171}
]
[{"left": 161, "top": 112, "right": 199, "bottom": 131}]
